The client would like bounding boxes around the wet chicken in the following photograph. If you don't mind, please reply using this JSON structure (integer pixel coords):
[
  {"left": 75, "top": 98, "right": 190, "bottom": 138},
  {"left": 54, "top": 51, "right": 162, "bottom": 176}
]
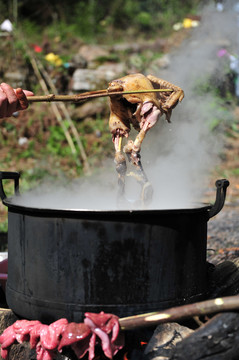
[{"left": 107, "top": 73, "right": 184, "bottom": 206}]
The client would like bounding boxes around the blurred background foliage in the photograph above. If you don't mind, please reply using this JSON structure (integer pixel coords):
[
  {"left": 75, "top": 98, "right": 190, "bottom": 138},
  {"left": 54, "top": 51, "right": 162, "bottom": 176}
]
[{"left": 0, "top": 0, "right": 201, "bottom": 41}]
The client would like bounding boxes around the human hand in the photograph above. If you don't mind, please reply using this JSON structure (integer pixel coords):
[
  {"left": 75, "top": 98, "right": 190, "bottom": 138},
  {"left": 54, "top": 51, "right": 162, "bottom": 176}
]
[{"left": 0, "top": 83, "right": 34, "bottom": 118}]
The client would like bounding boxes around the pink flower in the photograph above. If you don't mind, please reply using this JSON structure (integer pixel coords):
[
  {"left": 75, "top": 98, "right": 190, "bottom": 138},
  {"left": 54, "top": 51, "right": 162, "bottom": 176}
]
[{"left": 217, "top": 49, "right": 228, "bottom": 57}]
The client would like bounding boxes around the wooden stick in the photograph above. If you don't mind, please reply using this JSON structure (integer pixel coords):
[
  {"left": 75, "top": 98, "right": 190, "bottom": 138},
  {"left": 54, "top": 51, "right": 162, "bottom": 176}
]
[
  {"left": 27, "top": 88, "right": 174, "bottom": 103},
  {"left": 33, "top": 55, "right": 90, "bottom": 173},
  {"left": 119, "top": 295, "right": 239, "bottom": 331},
  {"left": 27, "top": 52, "right": 77, "bottom": 155}
]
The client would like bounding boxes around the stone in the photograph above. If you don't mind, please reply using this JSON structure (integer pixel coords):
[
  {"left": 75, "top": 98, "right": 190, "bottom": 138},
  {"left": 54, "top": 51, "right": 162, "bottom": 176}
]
[
  {"left": 71, "top": 69, "right": 105, "bottom": 91},
  {"left": 71, "top": 63, "right": 125, "bottom": 92},
  {"left": 144, "top": 322, "right": 194, "bottom": 360},
  {"left": 78, "top": 44, "right": 110, "bottom": 64}
]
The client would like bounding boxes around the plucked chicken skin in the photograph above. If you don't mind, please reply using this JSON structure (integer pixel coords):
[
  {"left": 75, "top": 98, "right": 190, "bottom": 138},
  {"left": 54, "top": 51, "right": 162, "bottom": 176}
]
[{"left": 107, "top": 73, "right": 184, "bottom": 206}]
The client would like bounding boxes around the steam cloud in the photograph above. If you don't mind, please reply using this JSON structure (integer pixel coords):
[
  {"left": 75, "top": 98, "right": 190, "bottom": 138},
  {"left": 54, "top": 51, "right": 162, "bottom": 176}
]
[{"left": 14, "top": 2, "right": 237, "bottom": 210}]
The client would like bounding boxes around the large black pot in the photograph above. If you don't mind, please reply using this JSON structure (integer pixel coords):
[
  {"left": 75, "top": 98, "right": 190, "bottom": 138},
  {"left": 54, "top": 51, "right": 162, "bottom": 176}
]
[{"left": 0, "top": 171, "right": 229, "bottom": 322}]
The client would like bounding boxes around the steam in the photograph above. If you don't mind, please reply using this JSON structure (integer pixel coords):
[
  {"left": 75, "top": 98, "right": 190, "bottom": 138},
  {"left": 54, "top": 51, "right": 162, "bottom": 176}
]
[
  {"left": 134, "top": 101, "right": 219, "bottom": 208},
  {"left": 13, "top": 2, "right": 237, "bottom": 210},
  {"left": 13, "top": 169, "right": 119, "bottom": 210},
  {"left": 13, "top": 99, "right": 219, "bottom": 211}
]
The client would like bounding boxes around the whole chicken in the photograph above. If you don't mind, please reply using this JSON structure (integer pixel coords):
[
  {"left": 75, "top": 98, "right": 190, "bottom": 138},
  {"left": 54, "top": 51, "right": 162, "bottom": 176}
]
[{"left": 107, "top": 73, "right": 184, "bottom": 206}]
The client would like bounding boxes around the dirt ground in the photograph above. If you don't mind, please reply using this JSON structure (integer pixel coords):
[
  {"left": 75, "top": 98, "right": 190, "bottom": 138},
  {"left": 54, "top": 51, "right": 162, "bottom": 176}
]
[{"left": 207, "top": 116, "right": 239, "bottom": 258}]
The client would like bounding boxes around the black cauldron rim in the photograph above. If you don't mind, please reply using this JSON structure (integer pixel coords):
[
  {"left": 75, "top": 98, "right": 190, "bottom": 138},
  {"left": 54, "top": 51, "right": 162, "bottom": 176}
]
[
  {"left": 0, "top": 171, "right": 229, "bottom": 221},
  {"left": 2, "top": 196, "right": 212, "bottom": 217}
]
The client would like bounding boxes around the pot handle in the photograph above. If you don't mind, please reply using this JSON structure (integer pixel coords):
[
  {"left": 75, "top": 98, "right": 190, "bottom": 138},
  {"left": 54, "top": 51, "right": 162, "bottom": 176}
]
[
  {"left": 0, "top": 171, "right": 20, "bottom": 201},
  {"left": 208, "top": 179, "right": 230, "bottom": 219}
]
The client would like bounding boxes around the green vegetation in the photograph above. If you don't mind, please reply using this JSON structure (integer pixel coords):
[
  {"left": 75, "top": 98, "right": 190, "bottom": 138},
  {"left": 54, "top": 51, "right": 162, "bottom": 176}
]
[{"left": 1, "top": 0, "right": 201, "bottom": 42}]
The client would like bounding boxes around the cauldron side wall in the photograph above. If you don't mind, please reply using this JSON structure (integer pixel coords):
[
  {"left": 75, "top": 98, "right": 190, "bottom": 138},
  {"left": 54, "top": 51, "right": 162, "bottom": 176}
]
[
  {"left": 148, "top": 212, "right": 207, "bottom": 300},
  {"left": 6, "top": 208, "right": 208, "bottom": 322}
]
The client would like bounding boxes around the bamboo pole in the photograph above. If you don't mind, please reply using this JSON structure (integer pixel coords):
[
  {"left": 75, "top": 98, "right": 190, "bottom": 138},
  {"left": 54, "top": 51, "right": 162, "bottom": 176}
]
[
  {"left": 13, "top": 30, "right": 78, "bottom": 155},
  {"left": 29, "top": 54, "right": 76, "bottom": 154},
  {"left": 32, "top": 57, "right": 90, "bottom": 173},
  {"left": 28, "top": 54, "right": 77, "bottom": 155},
  {"left": 119, "top": 295, "right": 239, "bottom": 331},
  {"left": 27, "top": 88, "right": 174, "bottom": 103}
]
